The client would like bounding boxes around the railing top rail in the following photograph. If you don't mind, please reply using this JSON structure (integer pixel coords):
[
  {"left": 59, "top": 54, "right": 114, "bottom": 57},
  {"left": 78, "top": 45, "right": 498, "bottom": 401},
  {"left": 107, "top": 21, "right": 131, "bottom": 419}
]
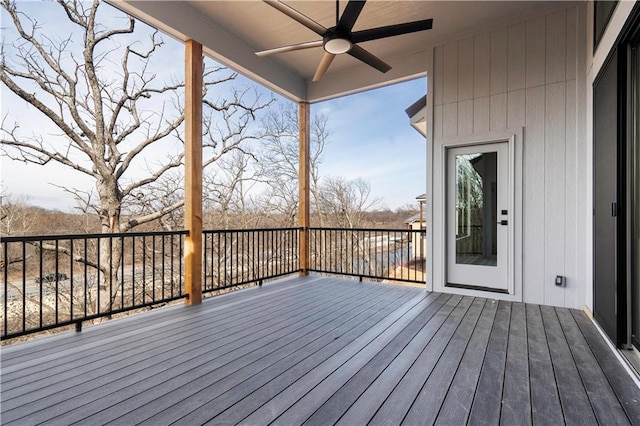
[
  {"left": 0, "top": 227, "right": 425, "bottom": 243},
  {"left": 308, "top": 227, "right": 425, "bottom": 233},
  {"left": 1, "top": 229, "right": 189, "bottom": 243},
  {"left": 203, "top": 227, "right": 301, "bottom": 234}
]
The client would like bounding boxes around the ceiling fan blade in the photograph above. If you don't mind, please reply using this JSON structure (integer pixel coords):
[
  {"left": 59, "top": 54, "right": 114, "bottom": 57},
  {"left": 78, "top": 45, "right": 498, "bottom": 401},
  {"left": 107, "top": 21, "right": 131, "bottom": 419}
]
[
  {"left": 313, "top": 52, "right": 336, "bottom": 82},
  {"left": 348, "top": 44, "right": 391, "bottom": 73},
  {"left": 256, "top": 40, "right": 323, "bottom": 57},
  {"left": 338, "top": 0, "right": 366, "bottom": 32},
  {"left": 351, "top": 19, "right": 433, "bottom": 44},
  {"left": 263, "top": 0, "right": 327, "bottom": 36}
]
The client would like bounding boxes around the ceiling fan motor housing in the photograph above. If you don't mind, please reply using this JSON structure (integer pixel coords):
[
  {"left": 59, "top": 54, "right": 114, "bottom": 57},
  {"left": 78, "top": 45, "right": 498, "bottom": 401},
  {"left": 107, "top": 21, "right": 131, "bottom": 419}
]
[{"left": 323, "top": 29, "right": 353, "bottom": 54}]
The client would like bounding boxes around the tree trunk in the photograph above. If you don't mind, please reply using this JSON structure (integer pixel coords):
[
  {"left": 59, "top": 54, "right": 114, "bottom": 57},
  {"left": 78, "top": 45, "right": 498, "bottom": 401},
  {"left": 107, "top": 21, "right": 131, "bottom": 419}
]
[{"left": 97, "top": 178, "right": 124, "bottom": 311}]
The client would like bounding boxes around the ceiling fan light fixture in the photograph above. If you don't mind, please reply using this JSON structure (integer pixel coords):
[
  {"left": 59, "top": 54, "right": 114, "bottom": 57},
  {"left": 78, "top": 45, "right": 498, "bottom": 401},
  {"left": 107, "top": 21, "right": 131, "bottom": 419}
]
[
  {"left": 260, "top": 0, "right": 433, "bottom": 81},
  {"left": 324, "top": 34, "right": 352, "bottom": 54}
]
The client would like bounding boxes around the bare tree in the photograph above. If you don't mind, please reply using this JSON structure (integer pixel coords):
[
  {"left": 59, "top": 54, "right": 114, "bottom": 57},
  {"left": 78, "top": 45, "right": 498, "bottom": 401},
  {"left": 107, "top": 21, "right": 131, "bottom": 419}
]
[
  {"left": 203, "top": 149, "right": 262, "bottom": 229},
  {"left": 1, "top": 0, "right": 270, "bottom": 234},
  {"left": 319, "top": 176, "right": 380, "bottom": 228},
  {"left": 0, "top": 0, "right": 271, "bottom": 309},
  {"left": 258, "top": 102, "right": 329, "bottom": 226},
  {"left": 0, "top": 192, "right": 34, "bottom": 236}
]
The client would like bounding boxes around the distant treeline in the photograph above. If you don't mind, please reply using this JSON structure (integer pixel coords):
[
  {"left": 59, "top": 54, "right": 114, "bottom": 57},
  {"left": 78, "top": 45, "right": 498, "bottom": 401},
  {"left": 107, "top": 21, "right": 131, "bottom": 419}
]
[{"left": 1, "top": 196, "right": 419, "bottom": 237}]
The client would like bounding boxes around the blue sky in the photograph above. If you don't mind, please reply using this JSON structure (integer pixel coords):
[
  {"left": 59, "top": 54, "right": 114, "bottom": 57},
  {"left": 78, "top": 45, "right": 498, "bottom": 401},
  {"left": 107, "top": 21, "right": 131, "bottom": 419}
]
[
  {"left": 314, "top": 79, "right": 426, "bottom": 209},
  {"left": 0, "top": 1, "right": 426, "bottom": 212}
]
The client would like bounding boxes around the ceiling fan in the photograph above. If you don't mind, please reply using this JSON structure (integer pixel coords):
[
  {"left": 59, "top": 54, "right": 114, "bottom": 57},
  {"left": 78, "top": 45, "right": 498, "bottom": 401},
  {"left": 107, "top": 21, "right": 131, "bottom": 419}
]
[{"left": 256, "top": 0, "right": 433, "bottom": 82}]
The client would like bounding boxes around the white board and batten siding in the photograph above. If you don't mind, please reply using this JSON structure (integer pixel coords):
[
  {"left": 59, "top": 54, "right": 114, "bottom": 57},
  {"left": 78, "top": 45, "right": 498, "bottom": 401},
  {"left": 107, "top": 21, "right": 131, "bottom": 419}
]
[{"left": 429, "top": 4, "right": 586, "bottom": 308}]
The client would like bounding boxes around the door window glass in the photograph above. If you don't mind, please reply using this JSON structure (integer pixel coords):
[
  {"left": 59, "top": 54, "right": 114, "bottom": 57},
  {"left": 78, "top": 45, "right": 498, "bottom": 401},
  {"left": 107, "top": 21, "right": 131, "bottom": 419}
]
[{"left": 454, "top": 152, "right": 498, "bottom": 267}]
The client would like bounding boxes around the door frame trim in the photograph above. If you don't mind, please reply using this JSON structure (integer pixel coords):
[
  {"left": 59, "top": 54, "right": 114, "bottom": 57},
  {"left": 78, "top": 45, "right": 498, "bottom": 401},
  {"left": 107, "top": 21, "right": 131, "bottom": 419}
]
[
  {"left": 445, "top": 142, "right": 509, "bottom": 291},
  {"left": 437, "top": 128, "right": 523, "bottom": 301}
]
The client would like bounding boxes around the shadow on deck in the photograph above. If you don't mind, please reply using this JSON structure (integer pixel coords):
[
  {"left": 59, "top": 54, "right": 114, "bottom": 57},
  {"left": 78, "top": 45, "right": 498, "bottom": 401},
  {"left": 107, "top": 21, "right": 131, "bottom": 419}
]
[{"left": 1, "top": 275, "right": 639, "bottom": 425}]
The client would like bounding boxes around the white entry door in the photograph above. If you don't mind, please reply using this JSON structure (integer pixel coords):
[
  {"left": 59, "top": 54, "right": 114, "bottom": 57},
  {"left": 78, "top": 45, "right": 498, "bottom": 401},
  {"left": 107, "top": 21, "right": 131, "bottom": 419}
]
[{"left": 446, "top": 142, "right": 509, "bottom": 292}]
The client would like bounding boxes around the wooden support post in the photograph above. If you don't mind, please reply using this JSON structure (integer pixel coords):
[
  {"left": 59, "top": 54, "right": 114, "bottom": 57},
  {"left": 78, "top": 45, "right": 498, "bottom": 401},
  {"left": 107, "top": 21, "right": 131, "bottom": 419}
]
[
  {"left": 184, "top": 39, "right": 203, "bottom": 305},
  {"left": 299, "top": 102, "right": 310, "bottom": 276}
]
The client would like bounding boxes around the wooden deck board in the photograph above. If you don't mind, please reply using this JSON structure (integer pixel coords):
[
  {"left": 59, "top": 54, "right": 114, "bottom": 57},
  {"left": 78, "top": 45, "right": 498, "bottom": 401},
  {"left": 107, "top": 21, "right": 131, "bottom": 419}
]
[
  {"left": 1, "top": 279, "right": 340, "bottom": 398},
  {"left": 2, "top": 279, "right": 356, "bottom": 423},
  {"left": 501, "top": 302, "right": 532, "bottom": 425},
  {"left": 433, "top": 298, "right": 497, "bottom": 425},
  {"left": 301, "top": 293, "right": 452, "bottom": 426},
  {"left": 571, "top": 309, "right": 640, "bottom": 423},
  {"left": 210, "top": 291, "right": 434, "bottom": 426},
  {"left": 403, "top": 297, "right": 486, "bottom": 425},
  {"left": 556, "top": 308, "right": 630, "bottom": 425},
  {"left": 207, "top": 290, "right": 432, "bottom": 423},
  {"left": 1, "top": 275, "right": 312, "bottom": 366},
  {"left": 18, "top": 280, "right": 392, "bottom": 425},
  {"left": 541, "top": 305, "right": 598, "bottom": 425},
  {"left": 179, "top": 287, "right": 422, "bottom": 426},
  {"left": 114, "top": 285, "right": 416, "bottom": 425},
  {"left": 1, "top": 276, "right": 320, "bottom": 386},
  {"left": 467, "top": 299, "right": 511, "bottom": 425},
  {"left": 335, "top": 294, "right": 458, "bottom": 426},
  {"left": 243, "top": 292, "right": 448, "bottom": 426},
  {"left": 367, "top": 295, "right": 470, "bottom": 425},
  {"left": 1, "top": 276, "right": 639, "bottom": 426},
  {"left": 525, "top": 304, "right": 564, "bottom": 425}
]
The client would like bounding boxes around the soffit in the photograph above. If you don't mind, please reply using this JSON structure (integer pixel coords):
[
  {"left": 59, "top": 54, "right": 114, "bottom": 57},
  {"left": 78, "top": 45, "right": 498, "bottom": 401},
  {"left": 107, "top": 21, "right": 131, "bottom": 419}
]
[{"left": 114, "top": 1, "right": 576, "bottom": 103}]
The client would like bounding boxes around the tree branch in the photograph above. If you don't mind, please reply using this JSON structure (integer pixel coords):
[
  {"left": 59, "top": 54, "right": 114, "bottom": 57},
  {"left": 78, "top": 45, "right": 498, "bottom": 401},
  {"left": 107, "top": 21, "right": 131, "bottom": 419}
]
[
  {"left": 30, "top": 241, "right": 106, "bottom": 274},
  {"left": 123, "top": 199, "right": 184, "bottom": 232}
]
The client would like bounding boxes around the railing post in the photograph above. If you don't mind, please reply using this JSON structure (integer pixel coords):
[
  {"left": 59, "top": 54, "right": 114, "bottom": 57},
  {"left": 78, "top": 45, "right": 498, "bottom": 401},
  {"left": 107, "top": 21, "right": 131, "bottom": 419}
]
[
  {"left": 299, "top": 102, "right": 310, "bottom": 276},
  {"left": 184, "top": 39, "right": 203, "bottom": 305}
]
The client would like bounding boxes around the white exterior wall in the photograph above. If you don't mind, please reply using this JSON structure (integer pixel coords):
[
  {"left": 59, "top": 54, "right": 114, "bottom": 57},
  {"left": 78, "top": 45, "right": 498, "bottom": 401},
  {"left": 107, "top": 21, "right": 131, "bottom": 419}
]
[{"left": 427, "top": 4, "right": 587, "bottom": 308}]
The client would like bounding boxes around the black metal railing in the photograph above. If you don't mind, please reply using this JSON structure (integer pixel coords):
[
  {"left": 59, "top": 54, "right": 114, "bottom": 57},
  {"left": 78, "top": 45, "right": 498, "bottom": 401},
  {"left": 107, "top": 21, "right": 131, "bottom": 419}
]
[
  {"left": 203, "top": 228, "right": 300, "bottom": 292},
  {"left": 309, "top": 227, "right": 426, "bottom": 284},
  {"left": 2, "top": 226, "right": 425, "bottom": 340},
  {"left": 1, "top": 230, "right": 187, "bottom": 340}
]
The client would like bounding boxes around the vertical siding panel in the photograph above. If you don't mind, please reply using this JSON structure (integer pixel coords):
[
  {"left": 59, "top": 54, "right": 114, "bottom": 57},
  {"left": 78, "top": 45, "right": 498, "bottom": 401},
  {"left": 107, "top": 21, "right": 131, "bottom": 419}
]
[
  {"left": 508, "top": 23, "right": 527, "bottom": 91},
  {"left": 444, "top": 43, "right": 458, "bottom": 104},
  {"left": 458, "top": 100, "right": 473, "bottom": 135},
  {"left": 508, "top": 89, "right": 526, "bottom": 128},
  {"left": 458, "top": 38, "right": 474, "bottom": 101},
  {"left": 443, "top": 102, "right": 458, "bottom": 137},
  {"left": 473, "top": 96, "right": 490, "bottom": 133},
  {"left": 566, "top": 7, "right": 577, "bottom": 81},
  {"left": 434, "top": 46, "right": 444, "bottom": 106},
  {"left": 544, "top": 81, "right": 566, "bottom": 307},
  {"left": 490, "top": 93, "right": 507, "bottom": 131},
  {"left": 434, "top": 104, "right": 444, "bottom": 141},
  {"left": 524, "top": 86, "right": 545, "bottom": 305},
  {"left": 546, "top": 10, "right": 567, "bottom": 84},
  {"left": 526, "top": 16, "right": 546, "bottom": 88},
  {"left": 474, "top": 33, "right": 491, "bottom": 98},
  {"left": 490, "top": 28, "right": 508, "bottom": 95},
  {"left": 564, "top": 81, "right": 577, "bottom": 308}
]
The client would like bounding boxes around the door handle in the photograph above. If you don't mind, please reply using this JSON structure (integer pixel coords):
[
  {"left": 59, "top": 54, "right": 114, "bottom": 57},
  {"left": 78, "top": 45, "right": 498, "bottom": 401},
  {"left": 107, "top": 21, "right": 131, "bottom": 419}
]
[{"left": 497, "top": 220, "right": 508, "bottom": 225}]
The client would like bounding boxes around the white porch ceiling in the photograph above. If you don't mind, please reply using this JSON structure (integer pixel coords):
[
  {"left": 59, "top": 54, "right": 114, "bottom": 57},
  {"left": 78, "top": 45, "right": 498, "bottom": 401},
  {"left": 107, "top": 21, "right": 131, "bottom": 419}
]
[{"left": 113, "top": 1, "right": 576, "bottom": 103}]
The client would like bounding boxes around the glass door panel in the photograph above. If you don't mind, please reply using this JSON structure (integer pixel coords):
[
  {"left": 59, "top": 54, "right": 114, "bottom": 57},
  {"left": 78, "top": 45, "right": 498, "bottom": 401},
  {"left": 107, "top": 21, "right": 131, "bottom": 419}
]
[{"left": 454, "top": 152, "right": 498, "bottom": 267}]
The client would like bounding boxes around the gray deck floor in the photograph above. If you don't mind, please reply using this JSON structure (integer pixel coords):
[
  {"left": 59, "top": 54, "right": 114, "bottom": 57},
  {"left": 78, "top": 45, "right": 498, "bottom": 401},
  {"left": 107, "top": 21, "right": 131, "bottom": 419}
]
[{"left": 1, "top": 275, "right": 639, "bottom": 425}]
